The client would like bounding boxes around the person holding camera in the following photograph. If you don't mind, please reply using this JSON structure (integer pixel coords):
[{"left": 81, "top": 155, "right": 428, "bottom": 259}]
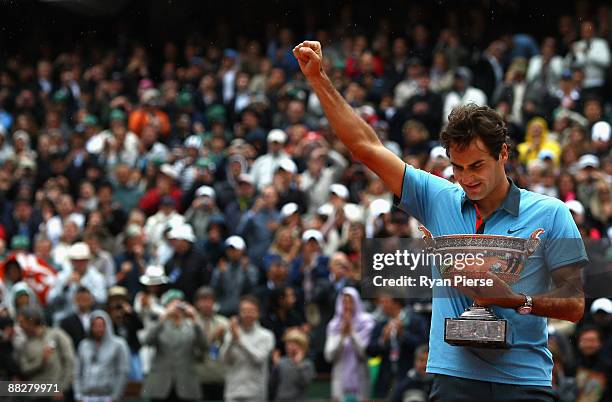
[{"left": 140, "top": 289, "right": 207, "bottom": 402}]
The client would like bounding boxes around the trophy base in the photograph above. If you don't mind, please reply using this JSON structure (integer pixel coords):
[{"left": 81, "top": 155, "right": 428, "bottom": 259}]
[{"left": 444, "top": 305, "right": 509, "bottom": 349}]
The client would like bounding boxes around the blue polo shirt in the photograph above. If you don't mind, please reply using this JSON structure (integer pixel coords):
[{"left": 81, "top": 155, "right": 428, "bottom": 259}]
[{"left": 396, "top": 164, "right": 588, "bottom": 386}]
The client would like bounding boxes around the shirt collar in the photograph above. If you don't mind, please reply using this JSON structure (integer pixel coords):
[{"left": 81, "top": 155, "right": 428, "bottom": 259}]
[{"left": 461, "top": 178, "right": 521, "bottom": 217}]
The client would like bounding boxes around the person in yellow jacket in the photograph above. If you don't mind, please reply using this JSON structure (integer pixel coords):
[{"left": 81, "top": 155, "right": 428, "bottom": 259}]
[{"left": 517, "top": 117, "right": 562, "bottom": 167}]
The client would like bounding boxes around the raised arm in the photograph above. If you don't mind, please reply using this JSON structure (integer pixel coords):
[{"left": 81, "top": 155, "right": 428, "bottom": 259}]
[{"left": 293, "top": 41, "right": 405, "bottom": 197}]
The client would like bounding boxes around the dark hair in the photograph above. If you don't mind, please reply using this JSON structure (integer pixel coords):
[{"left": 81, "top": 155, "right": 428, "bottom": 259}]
[
  {"left": 440, "top": 104, "right": 509, "bottom": 159},
  {"left": 76, "top": 286, "right": 92, "bottom": 295},
  {"left": 578, "top": 324, "right": 602, "bottom": 340}
]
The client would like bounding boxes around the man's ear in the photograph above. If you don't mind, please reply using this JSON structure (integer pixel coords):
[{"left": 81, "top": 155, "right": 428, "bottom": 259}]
[{"left": 499, "top": 143, "right": 509, "bottom": 162}]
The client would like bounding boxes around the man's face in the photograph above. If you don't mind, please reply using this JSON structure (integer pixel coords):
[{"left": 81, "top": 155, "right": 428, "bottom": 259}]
[
  {"left": 71, "top": 259, "right": 89, "bottom": 274},
  {"left": 239, "top": 300, "right": 259, "bottom": 328},
  {"left": 450, "top": 138, "right": 507, "bottom": 201},
  {"left": 196, "top": 296, "right": 214, "bottom": 316},
  {"left": 579, "top": 330, "right": 601, "bottom": 357},
  {"left": 75, "top": 291, "right": 94, "bottom": 313},
  {"left": 91, "top": 317, "right": 106, "bottom": 340},
  {"left": 581, "top": 21, "right": 595, "bottom": 40}
]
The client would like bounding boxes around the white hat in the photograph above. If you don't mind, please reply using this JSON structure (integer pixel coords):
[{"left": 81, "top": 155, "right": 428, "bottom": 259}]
[
  {"left": 140, "top": 265, "right": 169, "bottom": 286},
  {"left": 576, "top": 154, "right": 600, "bottom": 170},
  {"left": 343, "top": 203, "right": 365, "bottom": 223},
  {"left": 317, "top": 203, "right": 334, "bottom": 217},
  {"left": 591, "top": 298, "right": 612, "bottom": 314},
  {"left": 225, "top": 235, "right": 246, "bottom": 250},
  {"left": 442, "top": 165, "right": 454, "bottom": 179},
  {"left": 302, "top": 229, "right": 324, "bottom": 244},
  {"left": 565, "top": 200, "right": 585, "bottom": 216},
  {"left": 237, "top": 173, "right": 255, "bottom": 185},
  {"left": 592, "top": 121, "right": 611, "bottom": 142},
  {"left": 195, "top": 185, "right": 216, "bottom": 199},
  {"left": 330, "top": 183, "right": 349, "bottom": 200},
  {"left": 369, "top": 198, "right": 391, "bottom": 217},
  {"left": 167, "top": 224, "right": 196, "bottom": 242},
  {"left": 159, "top": 164, "right": 179, "bottom": 180},
  {"left": 280, "top": 202, "right": 299, "bottom": 219},
  {"left": 184, "top": 135, "right": 203, "bottom": 149},
  {"left": 69, "top": 242, "right": 91, "bottom": 260},
  {"left": 277, "top": 159, "right": 297, "bottom": 174},
  {"left": 267, "top": 129, "right": 287, "bottom": 143},
  {"left": 429, "top": 146, "right": 448, "bottom": 160}
]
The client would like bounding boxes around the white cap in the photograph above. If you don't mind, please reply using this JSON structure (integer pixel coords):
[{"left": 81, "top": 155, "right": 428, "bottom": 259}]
[
  {"left": 302, "top": 229, "right": 324, "bottom": 244},
  {"left": 195, "top": 185, "right": 216, "bottom": 199},
  {"left": 369, "top": 198, "right": 391, "bottom": 217},
  {"left": 237, "top": 173, "right": 254, "bottom": 185},
  {"left": 184, "top": 135, "right": 203, "bottom": 149},
  {"left": 167, "top": 224, "right": 196, "bottom": 242},
  {"left": 267, "top": 129, "right": 287, "bottom": 143},
  {"left": 277, "top": 158, "right": 297, "bottom": 174},
  {"left": 429, "top": 146, "right": 448, "bottom": 160},
  {"left": 565, "top": 200, "right": 585, "bottom": 216},
  {"left": 592, "top": 121, "right": 611, "bottom": 142},
  {"left": 591, "top": 298, "right": 612, "bottom": 314},
  {"left": 159, "top": 164, "right": 179, "bottom": 180},
  {"left": 317, "top": 203, "right": 334, "bottom": 217},
  {"left": 69, "top": 242, "right": 91, "bottom": 260},
  {"left": 225, "top": 235, "right": 246, "bottom": 250},
  {"left": 576, "top": 154, "right": 600, "bottom": 170},
  {"left": 343, "top": 203, "right": 365, "bottom": 223},
  {"left": 330, "top": 183, "right": 349, "bottom": 200},
  {"left": 280, "top": 202, "right": 299, "bottom": 219},
  {"left": 442, "top": 165, "right": 454, "bottom": 179}
]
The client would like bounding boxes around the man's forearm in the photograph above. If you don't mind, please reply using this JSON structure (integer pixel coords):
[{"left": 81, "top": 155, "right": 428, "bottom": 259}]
[
  {"left": 531, "top": 285, "right": 584, "bottom": 322},
  {"left": 308, "top": 72, "right": 382, "bottom": 160}
]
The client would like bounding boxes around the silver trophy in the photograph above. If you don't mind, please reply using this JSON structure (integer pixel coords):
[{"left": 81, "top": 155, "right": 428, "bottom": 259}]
[{"left": 419, "top": 226, "right": 544, "bottom": 348}]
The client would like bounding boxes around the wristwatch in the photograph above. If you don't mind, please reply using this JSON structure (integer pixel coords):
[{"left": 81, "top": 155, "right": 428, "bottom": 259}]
[{"left": 517, "top": 293, "right": 533, "bottom": 315}]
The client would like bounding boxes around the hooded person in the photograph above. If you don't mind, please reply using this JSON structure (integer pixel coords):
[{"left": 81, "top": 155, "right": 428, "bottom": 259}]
[
  {"left": 9, "top": 281, "right": 41, "bottom": 318},
  {"left": 517, "top": 117, "right": 562, "bottom": 167},
  {"left": 324, "top": 287, "right": 375, "bottom": 401},
  {"left": 73, "top": 309, "right": 130, "bottom": 402}
]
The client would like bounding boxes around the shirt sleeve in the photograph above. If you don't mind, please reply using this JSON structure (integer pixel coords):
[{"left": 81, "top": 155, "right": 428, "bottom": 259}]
[
  {"left": 394, "top": 164, "right": 456, "bottom": 226},
  {"left": 543, "top": 201, "right": 589, "bottom": 271}
]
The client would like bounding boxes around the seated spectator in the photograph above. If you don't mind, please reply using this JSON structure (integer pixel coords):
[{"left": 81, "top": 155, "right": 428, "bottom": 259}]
[
  {"left": 517, "top": 117, "right": 561, "bottom": 167},
  {"left": 73, "top": 310, "right": 130, "bottom": 402},
  {"left": 389, "top": 344, "right": 433, "bottom": 402}
]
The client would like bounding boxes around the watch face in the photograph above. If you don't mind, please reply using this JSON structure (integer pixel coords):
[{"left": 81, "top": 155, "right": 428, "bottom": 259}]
[{"left": 518, "top": 306, "right": 532, "bottom": 315}]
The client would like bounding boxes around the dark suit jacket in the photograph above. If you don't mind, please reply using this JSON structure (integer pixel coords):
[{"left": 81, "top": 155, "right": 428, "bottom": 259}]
[{"left": 59, "top": 313, "right": 87, "bottom": 350}]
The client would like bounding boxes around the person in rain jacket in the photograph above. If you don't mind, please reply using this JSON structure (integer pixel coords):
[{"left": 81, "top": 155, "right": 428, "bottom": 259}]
[
  {"left": 517, "top": 117, "right": 561, "bottom": 167},
  {"left": 73, "top": 309, "right": 130, "bottom": 402}
]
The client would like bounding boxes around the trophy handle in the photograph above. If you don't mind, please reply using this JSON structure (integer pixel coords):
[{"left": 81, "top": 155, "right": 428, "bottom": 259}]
[
  {"left": 525, "top": 228, "right": 545, "bottom": 255},
  {"left": 418, "top": 225, "right": 436, "bottom": 250}
]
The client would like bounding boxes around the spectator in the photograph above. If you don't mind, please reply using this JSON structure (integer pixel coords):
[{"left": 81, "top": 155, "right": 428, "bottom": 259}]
[
  {"left": 389, "top": 344, "right": 433, "bottom": 402},
  {"left": 250, "top": 129, "right": 293, "bottom": 190},
  {"left": 59, "top": 286, "right": 95, "bottom": 350},
  {"left": 574, "top": 326, "right": 612, "bottom": 402},
  {"left": 15, "top": 306, "right": 74, "bottom": 400},
  {"left": 324, "top": 287, "right": 375, "bottom": 401},
  {"left": 164, "top": 223, "right": 210, "bottom": 303},
  {"left": 517, "top": 117, "right": 562, "bottom": 167},
  {"left": 211, "top": 235, "right": 258, "bottom": 316},
  {"left": 140, "top": 289, "right": 207, "bottom": 402},
  {"left": 220, "top": 295, "right": 275, "bottom": 402},
  {"left": 73, "top": 309, "right": 130, "bottom": 402},
  {"left": 48, "top": 242, "right": 107, "bottom": 324},
  {"left": 261, "top": 286, "right": 305, "bottom": 351},
  {"left": 270, "top": 328, "right": 316, "bottom": 401},
  {"left": 442, "top": 67, "right": 487, "bottom": 124},
  {"left": 194, "top": 286, "right": 229, "bottom": 402},
  {"left": 567, "top": 20, "right": 611, "bottom": 98},
  {"left": 299, "top": 146, "right": 348, "bottom": 215},
  {"left": 128, "top": 89, "right": 171, "bottom": 138},
  {"left": 184, "top": 185, "right": 220, "bottom": 241},
  {"left": 366, "top": 293, "right": 428, "bottom": 398},
  {"left": 83, "top": 231, "right": 116, "bottom": 288},
  {"left": 0, "top": 316, "right": 19, "bottom": 381}
]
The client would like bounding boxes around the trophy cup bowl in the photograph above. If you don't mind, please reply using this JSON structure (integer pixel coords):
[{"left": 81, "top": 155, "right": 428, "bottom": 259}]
[{"left": 418, "top": 225, "right": 544, "bottom": 348}]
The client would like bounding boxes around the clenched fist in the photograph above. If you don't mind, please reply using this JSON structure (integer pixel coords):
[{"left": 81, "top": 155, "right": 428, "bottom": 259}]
[{"left": 293, "top": 41, "right": 323, "bottom": 79}]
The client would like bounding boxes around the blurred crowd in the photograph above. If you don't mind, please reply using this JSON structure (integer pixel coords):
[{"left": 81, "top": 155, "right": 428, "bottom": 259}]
[{"left": 0, "top": 2, "right": 611, "bottom": 402}]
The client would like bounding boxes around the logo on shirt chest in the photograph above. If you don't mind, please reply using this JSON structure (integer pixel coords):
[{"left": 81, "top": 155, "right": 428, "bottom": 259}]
[{"left": 507, "top": 226, "right": 527, "bottom": 234}]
